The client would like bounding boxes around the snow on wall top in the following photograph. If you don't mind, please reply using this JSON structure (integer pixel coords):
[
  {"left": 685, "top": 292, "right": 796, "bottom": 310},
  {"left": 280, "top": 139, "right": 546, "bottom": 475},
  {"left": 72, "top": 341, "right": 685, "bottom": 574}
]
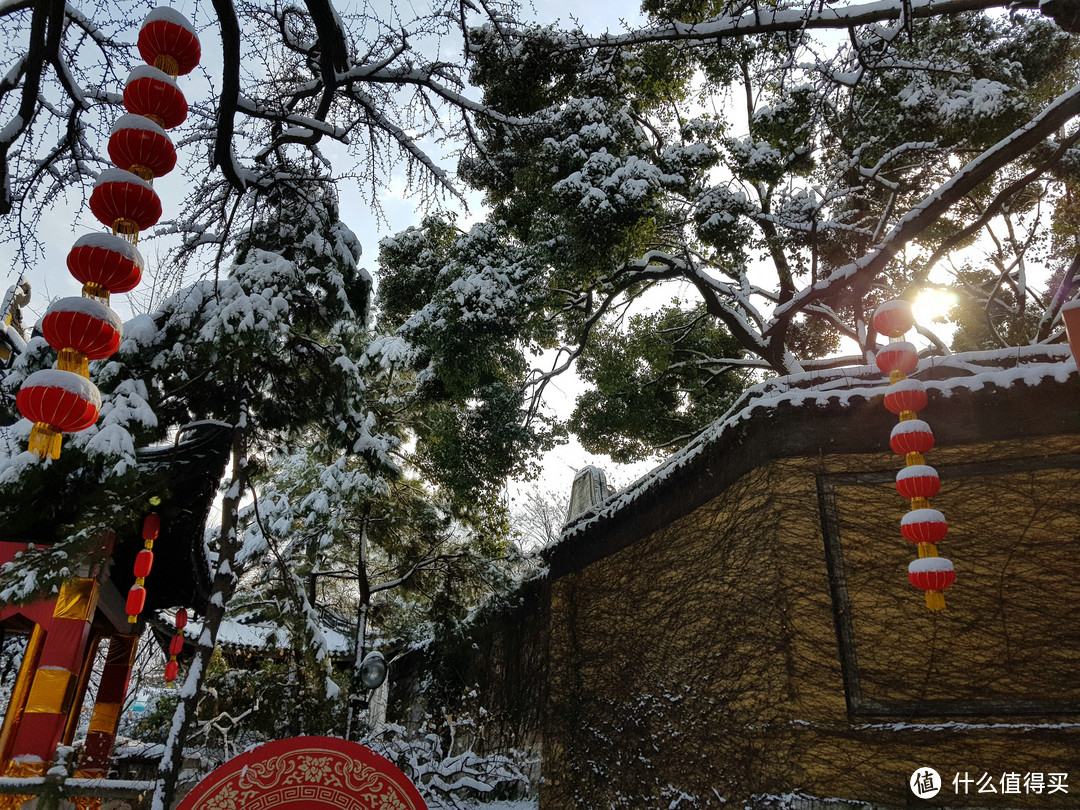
[{"left": 559, "top": 345, "right": 1077, "bottom": 545}]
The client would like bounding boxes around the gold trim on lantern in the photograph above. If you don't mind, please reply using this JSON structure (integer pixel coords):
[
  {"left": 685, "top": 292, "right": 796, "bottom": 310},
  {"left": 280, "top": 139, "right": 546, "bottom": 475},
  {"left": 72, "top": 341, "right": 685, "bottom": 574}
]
[
  {"left": 29, "top": 422, "right": 62, "bottom": 460},
  {"left": 129, "top": 164, "right": 154, "bottom": 183},
  {"left": 154, "top": 53, "right": 179, "bottom": 77},
  {"left": 112, "top": 218, "right": 141, "bottom": 244},
  {"left": 905, "top": 451, "right": 924, "bottom": 466},
  {"left": 81, "top": 282, "right": 112, "bottom": 306},
  {"left": 917, "top": 542, "right": 938, "bottom": 558},
  {"left": 1, "top": 757, "right": 45, "bottom": 808},
  {"left": 57, "top": 348, "right": 90, "bottom": 378},
  {"left": 889, "top": 370, "right": 905, "bottom": 385}
]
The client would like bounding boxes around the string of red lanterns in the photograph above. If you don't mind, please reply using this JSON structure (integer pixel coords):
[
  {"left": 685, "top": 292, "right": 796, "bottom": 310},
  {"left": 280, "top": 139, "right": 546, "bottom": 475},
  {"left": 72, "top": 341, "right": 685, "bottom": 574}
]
[
  {"left": 874, "top": 299, "right": 955, "bottom": 612},
  {"left": 16, "top": 7, "right": 200, "bottom": 460},
  {"left": 166, "top": 609, "right": 187, "bottom": 685},
  {"left": 126, "top": 512, "right": 160, "bottom": 624}
]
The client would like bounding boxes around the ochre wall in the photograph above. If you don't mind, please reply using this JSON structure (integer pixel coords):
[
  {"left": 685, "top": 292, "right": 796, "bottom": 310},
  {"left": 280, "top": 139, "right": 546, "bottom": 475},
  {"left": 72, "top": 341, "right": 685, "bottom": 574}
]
[{"left": 540, "top": 434, "right": 1080, "bottom": 809}]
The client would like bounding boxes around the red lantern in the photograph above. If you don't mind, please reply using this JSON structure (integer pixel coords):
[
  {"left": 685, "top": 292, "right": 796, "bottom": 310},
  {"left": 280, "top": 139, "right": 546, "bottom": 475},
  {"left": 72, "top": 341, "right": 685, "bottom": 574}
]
[
  {"left": 67, "top": 233, "right": 144, "bottom": 296},
  {"left": 873, "top": 299, "right": 914, "bottom": 338},
  {"left": 108, "top": 114, "right": 177, "bottom": 179},
  {"left": 169, "top": 634, "right": 184, "bottom": 656},
  {"left": 901, "top": 508, "right": 948, "bottom": 544},
  {"left": 42, "top": 297, "right": 123, "bottom": 361},
  {"left": 883, "top": 378, "right": 928, "bottom": 415},
  {"left": 89, "top": 169, "right": 162, "bottom": 235},
  {"left": 890, "top": 419, "right": 934, "bottom": 455},
  {"left": 175, "top": 608, "right": 188, "bottom": 629},
  {"left": 908, "top": 556, "right": 956, "bottom": 592},
  {"left": 17, "top": 370, "right": 102, "bottom": 459},
  {"left": 875, "top": 341, "right": 918, "bottom": 376},
  {"left": 124, "top": 66, "right": 189, "bottom": 129},
  {"left": 134, "top": 549, "right": 155, "bottom": 579},
  {"left": 138, "top": 8, "right": 201, "bottom": 76},
  {"left": 126, "top": 584, "right": 147, "bottom": 616},
  {"left": 896, "top": 465, "right": 941, "bottom": 499},
  {"left": 143, "top": 513, "right": 161, "bottom": 541},
  {"left": 165, "top": 660, "right": 179, "bottom": 683}
]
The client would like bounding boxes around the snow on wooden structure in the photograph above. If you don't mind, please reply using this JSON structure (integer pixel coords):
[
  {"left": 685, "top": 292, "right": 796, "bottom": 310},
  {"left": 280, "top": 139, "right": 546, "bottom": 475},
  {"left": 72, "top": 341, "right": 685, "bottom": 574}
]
[{"left": 409, "top": 346, "right": 1080, "bottom": 809}]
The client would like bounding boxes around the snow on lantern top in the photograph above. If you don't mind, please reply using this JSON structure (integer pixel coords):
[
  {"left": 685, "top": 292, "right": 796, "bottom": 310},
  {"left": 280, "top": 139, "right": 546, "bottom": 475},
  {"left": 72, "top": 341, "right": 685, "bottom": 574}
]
[
  {"left": 873, "top": 299, "right": 914, "bottom": 338},
  {"left": 67, "top": 232, "right": 145, "bottom": 294},
  {"left": 89, "top": 168, "right": 162, "bottom": 236},
  {"left": 138, "top": 8, "right": 201, "bottom": 77},
  {"left": 109, "top": 113, "right": 177, "bottom": 178},
  {"left": 124, "top": 66, "right": 188, "bottom": 129}
]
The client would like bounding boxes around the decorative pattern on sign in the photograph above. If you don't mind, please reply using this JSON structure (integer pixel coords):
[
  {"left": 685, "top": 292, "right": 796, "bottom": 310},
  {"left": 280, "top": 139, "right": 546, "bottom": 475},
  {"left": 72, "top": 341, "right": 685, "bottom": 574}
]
[{"left": 176, "top": 736, "right": 427, "bottom": 810}]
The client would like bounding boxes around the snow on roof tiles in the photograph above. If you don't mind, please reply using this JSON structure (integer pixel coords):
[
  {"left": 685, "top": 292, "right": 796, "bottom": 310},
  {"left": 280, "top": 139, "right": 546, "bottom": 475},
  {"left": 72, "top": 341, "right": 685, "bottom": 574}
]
[{"left": 558, "top": 345, "right": 1077, "bottom": 546}]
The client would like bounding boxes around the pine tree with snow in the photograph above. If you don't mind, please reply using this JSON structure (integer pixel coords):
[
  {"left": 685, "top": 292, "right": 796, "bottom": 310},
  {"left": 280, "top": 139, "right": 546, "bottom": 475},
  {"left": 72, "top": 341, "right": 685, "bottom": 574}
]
[{"left": 381, "top": 2, "right": 1080, "bottom": 461}]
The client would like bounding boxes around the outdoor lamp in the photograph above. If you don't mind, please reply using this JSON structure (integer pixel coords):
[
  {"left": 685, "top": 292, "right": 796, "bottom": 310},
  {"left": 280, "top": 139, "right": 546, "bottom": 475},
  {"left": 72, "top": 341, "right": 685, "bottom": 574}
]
[{"left": 359, "top": 650, "right": 388, "bottom": 690}]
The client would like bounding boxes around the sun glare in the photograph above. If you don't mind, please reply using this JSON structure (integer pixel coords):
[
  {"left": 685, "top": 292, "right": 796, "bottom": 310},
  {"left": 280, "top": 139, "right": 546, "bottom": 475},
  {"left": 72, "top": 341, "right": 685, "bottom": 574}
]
[{"left": 913, "top": 288, "right": 958, "bottom": 324}]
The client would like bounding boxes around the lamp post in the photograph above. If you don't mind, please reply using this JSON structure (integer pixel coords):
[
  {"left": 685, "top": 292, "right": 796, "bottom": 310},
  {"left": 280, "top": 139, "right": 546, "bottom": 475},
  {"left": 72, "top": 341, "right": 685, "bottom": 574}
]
[{"left": 346, "top": 650, "right": 388, "bottom": 741}]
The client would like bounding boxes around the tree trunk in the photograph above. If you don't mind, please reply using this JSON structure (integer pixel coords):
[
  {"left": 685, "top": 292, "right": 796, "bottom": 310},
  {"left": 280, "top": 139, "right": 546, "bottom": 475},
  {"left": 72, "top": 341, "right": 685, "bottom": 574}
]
[
  {"left": 345, "top": 502, "right": 372, "bottom": 741},
  {"left": 151, "top": 404, "right": 250, "bottom": 810}
]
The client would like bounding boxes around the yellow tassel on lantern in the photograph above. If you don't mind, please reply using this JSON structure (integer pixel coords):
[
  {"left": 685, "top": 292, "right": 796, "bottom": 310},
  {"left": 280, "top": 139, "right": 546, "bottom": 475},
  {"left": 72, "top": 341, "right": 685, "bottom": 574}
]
[
  {"left": 81, "top": 282, "right": 111, "bottom": 305},
  {"left": 112, "top": 219, "right": 141, "bottom": 245},
  {"left": 28, "top": 423, "right": 62, "bottom": 460},
  {"left": 154, "top": 53, "right": 179, "bottom": 77},
  {"left": 925, "top": 591, "right": 947, "bottom": 611},
  {"left": 129, "top": 164, "right": 154, "bottom": 183},
  {"left": 57, "top": 348, "right": 89, "bottom": 378}
]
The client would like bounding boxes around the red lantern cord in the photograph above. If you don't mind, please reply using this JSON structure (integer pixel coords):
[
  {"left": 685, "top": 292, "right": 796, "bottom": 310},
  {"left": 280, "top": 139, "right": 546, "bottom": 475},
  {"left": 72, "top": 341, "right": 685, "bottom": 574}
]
[{"left": 874, "top": 298, "right": 953, "bottom": 612}]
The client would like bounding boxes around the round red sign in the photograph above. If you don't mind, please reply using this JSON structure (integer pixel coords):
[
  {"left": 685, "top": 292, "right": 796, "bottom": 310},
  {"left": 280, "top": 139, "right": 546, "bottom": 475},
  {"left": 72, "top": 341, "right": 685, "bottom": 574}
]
[{"left": 176, "top": 736, "right": 427, "bottom": 810}]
